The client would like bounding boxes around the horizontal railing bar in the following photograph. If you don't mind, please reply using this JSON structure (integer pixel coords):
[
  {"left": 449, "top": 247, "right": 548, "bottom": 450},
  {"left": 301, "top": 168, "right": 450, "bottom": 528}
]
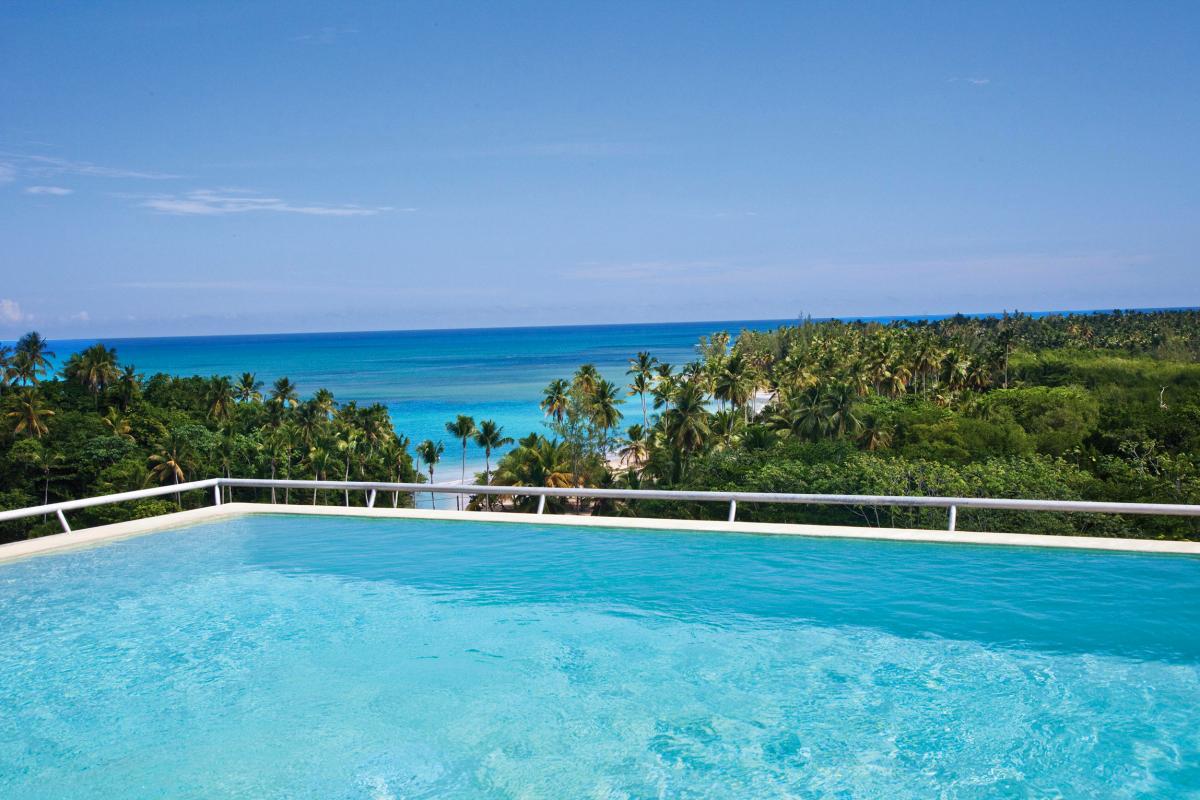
[
  {"left": 0, "top": 479, "right": 221, "bottom": 524},
  {"left": 217, "top": 478, "right": 1200, "bottom": 517},
  {"left": 3, "top": 477, "right": 1198, "bottom": 528}
]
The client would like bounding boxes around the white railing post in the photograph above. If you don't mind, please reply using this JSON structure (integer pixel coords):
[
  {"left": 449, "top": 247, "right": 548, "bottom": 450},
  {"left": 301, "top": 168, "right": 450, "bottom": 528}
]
[
  {"left": 948, "top": 504, "right": 957, "bottom": 532},
  {"left": 56, "top": 509, "right": 71, "bottom": 533},
  {"left": 213, "top": 484, "right": 222, "bottom": 506},
  {"left": 367, "top": 490, "right": 377, "bottom": 508},
  {"left": 728, "top": 499, "right": 737, "bottom": 522},
  {"left": 536, "top": 495, "right": 546, "bottom": 515}
]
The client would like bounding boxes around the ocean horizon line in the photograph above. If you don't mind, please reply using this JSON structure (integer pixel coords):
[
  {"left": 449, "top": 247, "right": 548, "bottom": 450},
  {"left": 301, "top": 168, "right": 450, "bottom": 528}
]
[{"left": 9, "top": 304, "right": 1198, "bottom": 347}]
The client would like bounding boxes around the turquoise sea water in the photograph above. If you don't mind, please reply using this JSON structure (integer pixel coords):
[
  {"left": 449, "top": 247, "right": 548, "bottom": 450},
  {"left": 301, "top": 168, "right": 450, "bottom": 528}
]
[
  {"left": 28, "top": 308, "right": 1197, "bottom": 484},
  {"left": 48, "top": 320, "right": 793, "bottom": 483},
  {"left": 2, "top": 515, "right": 1198, "bottom": 798}
]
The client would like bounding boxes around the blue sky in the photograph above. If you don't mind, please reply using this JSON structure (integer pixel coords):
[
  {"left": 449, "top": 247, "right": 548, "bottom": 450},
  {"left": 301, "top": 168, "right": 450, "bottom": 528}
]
[{"left": 1, "top": 1, "right": 1197, "bottom": 338}]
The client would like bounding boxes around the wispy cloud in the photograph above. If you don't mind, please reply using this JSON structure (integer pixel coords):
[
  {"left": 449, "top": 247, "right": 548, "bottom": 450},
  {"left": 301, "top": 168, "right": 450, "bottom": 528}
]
[
  {"left": 949, "top": 76, "right": 991, "bottom": 86},
  {"left": 0, "top": 163, "right": 15, "bottom": 184},
  {"left": 0, "top": 299, "right": 31, "bottom": 325},
  {"left": 0, "top": 152, "right": 181, "bottom": 180},
  {"left": 135, "top": 189, "right": 403, "bottom": 217},
  {"left": 24, "top": 185, "right": 73, "bottom": 196},
  {"left": 569, "top": 251, "right": 1146, "bottom": 289}
]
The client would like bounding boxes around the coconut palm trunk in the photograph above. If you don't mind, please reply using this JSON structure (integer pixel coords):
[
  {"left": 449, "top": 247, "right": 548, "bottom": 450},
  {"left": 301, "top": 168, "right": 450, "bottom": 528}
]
[{"left": 460, "top": 443, "right": 468, "bottom": 509}]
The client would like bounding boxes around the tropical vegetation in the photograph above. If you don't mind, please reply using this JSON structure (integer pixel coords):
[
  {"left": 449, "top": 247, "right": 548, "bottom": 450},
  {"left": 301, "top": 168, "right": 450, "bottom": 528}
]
[
  {"left": 3, "top": 309, "right": 1199, "bottom": 541},
  {"left": 0, "top": 335, "right": 421, "bottom": 541}
]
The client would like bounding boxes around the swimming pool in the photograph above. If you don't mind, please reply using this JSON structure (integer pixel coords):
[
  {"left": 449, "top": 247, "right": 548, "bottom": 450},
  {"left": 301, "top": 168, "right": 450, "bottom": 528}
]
[{"left": 2, "top": 514, "right": 1198, "bottom": 798}]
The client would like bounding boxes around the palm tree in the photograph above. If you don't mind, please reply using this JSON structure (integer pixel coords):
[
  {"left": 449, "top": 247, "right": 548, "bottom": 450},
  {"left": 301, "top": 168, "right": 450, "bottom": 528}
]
[
  {"left": 13, "top": 332, "right": 54, "bottom": 386},
  {"left": 206, "top": 375, "right": 235, "bottom": 422},
  {"left": 306, "top": 446, "right": 332, "bottom": 504},
  {"left": 277, "top": 422, "right": 300, "bottom": 503},
  {"left": 8, "top": 388, "right": 54, "bottom": 438},
  {"left": 741, "top": 424, "right": 776, "bottom": 451},
  {"left": 64, "top": 343, "right": 120, "bottom": 400},
  {"left": 710, "top": 408, "right": 746, "bottom": 449},
  {"left": 336, "top": 430, "right": 361, "bottom": 506},
  {"left": 295, "top": 400, "right": 325, "bottom": 447},
  {"left": 270, "top": 376, "right": 299, "bottom": 409},
  {"left": 913, "top": 338, "right": 942, "bottom": 397},
  {"left": 714, "top": 355, "right": 756, "bottom": 420},
  {"left": 10, "top": 439, "right": 63, "bottom": 513},
  {"left": 115, "top": 365, "right": 141, "bottom": 410},
  {"left": 617, "top": 424, "right": 649, "bottom": 469},
  {"left": 214, "top": 427, "right": 239, "bottom": 503},
  {"left": 383, "top": 433, "right": 414, "bottom": 507},
  {"left": 628, "top": 372, "right": 651, "bottom": 429},
  {"left": 101, "top": 407, "right": 134, "bottom": 440},
  {"left": 824, "top": 383, "right": 861, "bottom": 437},
  {"left": 628, "top": 351, "right": 657, "bottom": 380},
  {"left": 884, "top": 362, "right": 911, "bottom": 398},
  {"left": 590, "top": 379, "right": 623, "bottom": 455},
  {"left": 0, "top": 344, "right": 12, "bottom": 394},
  {"left": 857, "top": 412, "right": 894, "bottom": 451},
  {"left": 445, "top": 414, "right": 477, "bottom": 510},
  {"left": 491, "top": 436, "right": 575, "bottom": 511},
  {"left": 261, "top": 425, "right": 286, "bottom": 503},
  {"left": 770, "top": 388, "right": 828, "bottom": 441},
  {"left": 651, "top": 363, "right": 677, "bottom": 411},
  {"left": 627, "top": 352, "right": 657, "bottom": 426},
  {"left": 540, "top": 379, "right": 570, "bottom": 425},
  {"left": 661, "top": 383, "right": 711, "bottom": 472},
  {"left": 573, "top": 364, "right": 600, "bottom": 396},
  {"left": 473, "top": 419, "right": 512, "bottom": 509},
  {"left": 235, "top": 372, "right": 263, "bottom": 403},
  {"left": 473, "top": 420, "right": 512, "bottom": 485},
  {"left": 415, "top": 439, "right": 445, "bottom": 508},
  {"left": 360, "top": 404, "right": 390, "bottom": 455},
  {"left": 147, "top": 432, "right": 189, "bottom": 507},
  {"left": 313, "top": 388, "right": 336, "bottom": 418}
]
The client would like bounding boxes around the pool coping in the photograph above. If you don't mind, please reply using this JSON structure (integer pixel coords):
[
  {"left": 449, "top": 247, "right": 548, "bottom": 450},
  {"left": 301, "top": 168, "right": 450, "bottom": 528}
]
[{"left": 2, "top": 502, "right": 1199, "bottom": 564}]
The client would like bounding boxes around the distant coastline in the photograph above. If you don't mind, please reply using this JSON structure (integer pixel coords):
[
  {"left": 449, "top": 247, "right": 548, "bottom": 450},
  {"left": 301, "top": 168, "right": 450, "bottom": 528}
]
[
  {"left": 8, "top": 305, "right": 1197, "bottom": 348},
  {"left": 4, "top": 306, "right": 1196, "bottom": 485}
]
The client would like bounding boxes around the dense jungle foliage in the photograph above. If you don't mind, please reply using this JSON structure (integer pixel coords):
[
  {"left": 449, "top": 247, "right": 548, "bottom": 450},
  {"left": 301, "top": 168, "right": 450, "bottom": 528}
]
[
  {"left": 507, "top": 309, "right": 1200, "bottom": 539},
  {"left": 2, "top": 309, "right": 1199, "bottom": 541}
]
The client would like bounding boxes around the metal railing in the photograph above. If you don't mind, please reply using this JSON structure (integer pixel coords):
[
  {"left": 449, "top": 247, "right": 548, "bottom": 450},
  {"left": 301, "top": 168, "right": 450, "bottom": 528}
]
[{"left": 2, "top": 477, "right": 1199, "bottom": 535}]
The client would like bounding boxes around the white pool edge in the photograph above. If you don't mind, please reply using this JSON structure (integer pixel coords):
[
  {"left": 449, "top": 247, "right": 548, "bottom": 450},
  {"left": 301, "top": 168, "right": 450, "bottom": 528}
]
[{"left": 2, "top": 502, "right": 1199, "bottom": 564}]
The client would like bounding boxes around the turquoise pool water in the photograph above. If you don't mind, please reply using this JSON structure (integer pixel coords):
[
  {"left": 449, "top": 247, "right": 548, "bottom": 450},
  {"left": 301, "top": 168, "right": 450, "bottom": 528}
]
[{"left": 2, "top": 516, "right": 1199, "bottom": 798}]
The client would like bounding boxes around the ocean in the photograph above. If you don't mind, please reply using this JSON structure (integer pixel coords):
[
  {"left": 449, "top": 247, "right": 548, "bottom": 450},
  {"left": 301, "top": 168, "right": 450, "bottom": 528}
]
[
  {"left": 23, "top": 307, "right": 1189, "bottom": 491},
  {"left": 43, "top": 319, "right": 794, "bottom": 482}
]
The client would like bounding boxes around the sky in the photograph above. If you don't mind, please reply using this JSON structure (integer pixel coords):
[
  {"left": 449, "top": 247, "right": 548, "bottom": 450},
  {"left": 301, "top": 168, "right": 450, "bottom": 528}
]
[{"left": 1, "top": 1, "right": 1198, "bottom": 339}]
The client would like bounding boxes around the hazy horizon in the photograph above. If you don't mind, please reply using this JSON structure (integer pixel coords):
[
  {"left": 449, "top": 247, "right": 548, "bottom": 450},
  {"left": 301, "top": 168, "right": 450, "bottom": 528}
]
[{"left": 6, "top": 304, "right": 1198, "bottom": 346}]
